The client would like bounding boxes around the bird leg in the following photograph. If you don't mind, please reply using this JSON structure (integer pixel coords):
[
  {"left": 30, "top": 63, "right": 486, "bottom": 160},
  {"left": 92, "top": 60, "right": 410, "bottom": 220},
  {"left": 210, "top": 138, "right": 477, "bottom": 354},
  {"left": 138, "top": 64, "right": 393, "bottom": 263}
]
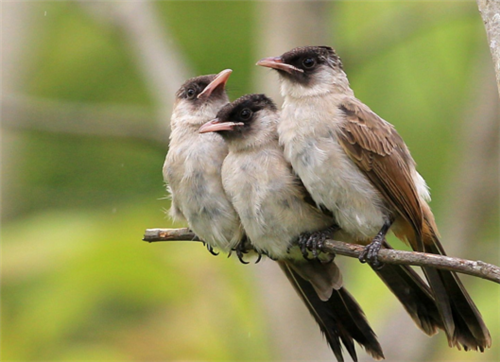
[
  {"left": 359, "top": 220, "right": 393, "bottom": 269},
  {"left": 297, "top": 225, "right": 339, "bottom": 261}
]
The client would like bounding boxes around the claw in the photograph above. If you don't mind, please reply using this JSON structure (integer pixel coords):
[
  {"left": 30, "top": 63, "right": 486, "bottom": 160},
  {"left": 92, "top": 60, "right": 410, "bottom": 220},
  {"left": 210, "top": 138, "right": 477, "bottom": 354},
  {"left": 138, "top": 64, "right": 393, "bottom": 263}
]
[
  {"left": 205, "top": 243, "right": 219, "bottom": 256},
  {"left": 298, "top": 232, "right": 314, "bottom": 260},
  {"left": 359, "top": 220, "right": 392, "bottom": 269},
  {"left": 236, "top": 247, "right": 250, "bottom": 264},
  {"left": 233, "top": 239, "right": 251, "bottom": 264},
  {"left": 359, "top": 235, "right": 384, "bottom": 269},
  {"left": 298, "top": 225, "right": 338, "bottom": 261},
  {"left": 254, "top": 252, "right": 263, "bottom": 264}
]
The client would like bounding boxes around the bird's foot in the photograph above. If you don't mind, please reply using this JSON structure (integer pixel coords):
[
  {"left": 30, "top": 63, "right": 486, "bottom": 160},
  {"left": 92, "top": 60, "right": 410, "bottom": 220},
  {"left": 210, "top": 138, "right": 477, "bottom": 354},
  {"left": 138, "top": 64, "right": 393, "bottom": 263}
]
[
  {"left": 202, "top": 241, "right": 219, "bottom": 256},
  {"left": 297, "top": 232, "right": 314, "bottom": 260},
  {"left": 359, "top": 236, "right": 384, "bottom": 270},
  {"left": 233, "top": 240, "right": 250, "bottom": 264},
  {"left": 231, "top": 239, "right": 262, "bottom": 264},
  {"left": 298, "top": 225, "right": 338, "bottom": 261}
]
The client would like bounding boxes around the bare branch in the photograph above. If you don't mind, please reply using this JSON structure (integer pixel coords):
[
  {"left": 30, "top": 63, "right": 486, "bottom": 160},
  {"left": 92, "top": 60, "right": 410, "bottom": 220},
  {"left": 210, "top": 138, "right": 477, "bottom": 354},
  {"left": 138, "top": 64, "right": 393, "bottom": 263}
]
[
  {"left": 143, "top": 227, "right": 500, "bottom": 284},
  {"left": 477, "top": 0, "right": 500, "bottom": 98},
  {"left": 144, "top": 228, "right": 199, "bottom": 242}
]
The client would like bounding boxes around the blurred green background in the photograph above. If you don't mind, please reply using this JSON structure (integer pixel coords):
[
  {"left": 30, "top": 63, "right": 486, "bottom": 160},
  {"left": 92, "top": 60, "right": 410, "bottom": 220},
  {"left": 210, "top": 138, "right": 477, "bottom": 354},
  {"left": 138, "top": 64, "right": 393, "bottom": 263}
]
[{"left": 2, "top": 1, "right": 499, "bottom": 361}]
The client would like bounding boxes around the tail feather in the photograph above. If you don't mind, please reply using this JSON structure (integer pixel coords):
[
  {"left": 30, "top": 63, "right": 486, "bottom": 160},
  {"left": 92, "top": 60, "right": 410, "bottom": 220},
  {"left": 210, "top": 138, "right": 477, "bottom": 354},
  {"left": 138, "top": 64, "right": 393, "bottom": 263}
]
[
  {"left": 423, "top": 240, "right": 491, "bottom": 351},
  {"left": 416, "top": 210, "right": 491, "bottom": 351},
  {"left": 279, "top": 260, "right": 384, "bottom": 362},
  {"left": 374, "top": 241, "right": 443, "bottom": 336}
]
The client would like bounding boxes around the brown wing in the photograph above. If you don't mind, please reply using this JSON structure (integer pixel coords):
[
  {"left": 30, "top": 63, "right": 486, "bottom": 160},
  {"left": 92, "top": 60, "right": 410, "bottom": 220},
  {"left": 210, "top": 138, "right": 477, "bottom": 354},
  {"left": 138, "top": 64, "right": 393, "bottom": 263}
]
[{"left": 337, "top": 98, "right": 423, "bottom": 242}]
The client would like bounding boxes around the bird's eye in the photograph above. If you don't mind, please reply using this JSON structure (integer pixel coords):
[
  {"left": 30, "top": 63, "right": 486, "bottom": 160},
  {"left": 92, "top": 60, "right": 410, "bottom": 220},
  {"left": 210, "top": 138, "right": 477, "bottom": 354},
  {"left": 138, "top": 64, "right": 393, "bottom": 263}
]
[
  {"left": 240, "top": 108, "right": 252, "bottom": 121},
  {"left": 302, "top": 58, "right": 316, "bottom": 69},
  {"left": 186, "top": 88, "right": 196, "bottom": 99}
]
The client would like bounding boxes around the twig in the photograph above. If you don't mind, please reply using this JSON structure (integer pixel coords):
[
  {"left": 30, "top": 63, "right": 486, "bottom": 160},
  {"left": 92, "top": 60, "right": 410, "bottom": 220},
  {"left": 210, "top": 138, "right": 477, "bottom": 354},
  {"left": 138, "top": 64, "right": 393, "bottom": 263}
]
[
  {"left": 144, "top": 228, "right": 200, "bottom": 242},
  {"left": 143, "top": 227, "right": 500, "bottom": 284}
]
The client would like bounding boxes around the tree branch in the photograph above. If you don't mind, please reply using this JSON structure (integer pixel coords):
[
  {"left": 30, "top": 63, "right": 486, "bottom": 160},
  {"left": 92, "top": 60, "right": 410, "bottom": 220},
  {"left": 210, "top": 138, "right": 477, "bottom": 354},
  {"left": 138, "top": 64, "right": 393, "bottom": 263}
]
[
  {"left": 143, "top": 227, "right": 500, "bottom": 284},
  {"left": 477, "top": 0, "right": 500, "bottom": 98}
]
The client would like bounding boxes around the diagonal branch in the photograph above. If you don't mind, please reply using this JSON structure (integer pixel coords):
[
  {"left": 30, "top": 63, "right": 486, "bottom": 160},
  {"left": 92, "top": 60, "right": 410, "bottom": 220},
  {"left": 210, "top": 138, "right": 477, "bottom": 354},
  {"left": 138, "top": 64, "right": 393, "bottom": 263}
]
[{"left": 143, "top": 227, "right": 500, "bottom": 284}]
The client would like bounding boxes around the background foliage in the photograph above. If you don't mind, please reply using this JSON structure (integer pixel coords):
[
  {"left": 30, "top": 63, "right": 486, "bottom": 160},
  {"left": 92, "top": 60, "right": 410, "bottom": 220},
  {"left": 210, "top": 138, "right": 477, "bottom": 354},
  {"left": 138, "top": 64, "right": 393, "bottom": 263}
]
[{"left": 2, "top": 1, "right": 499, "bottom": 361}]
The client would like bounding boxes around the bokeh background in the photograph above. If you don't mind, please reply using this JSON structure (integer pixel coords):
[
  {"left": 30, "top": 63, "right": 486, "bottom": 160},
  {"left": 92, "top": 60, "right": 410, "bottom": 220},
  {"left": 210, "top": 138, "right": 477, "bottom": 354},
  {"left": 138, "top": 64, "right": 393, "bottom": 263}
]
[{"left": 2, "top": 1, "right": 499, "bottom": 361}]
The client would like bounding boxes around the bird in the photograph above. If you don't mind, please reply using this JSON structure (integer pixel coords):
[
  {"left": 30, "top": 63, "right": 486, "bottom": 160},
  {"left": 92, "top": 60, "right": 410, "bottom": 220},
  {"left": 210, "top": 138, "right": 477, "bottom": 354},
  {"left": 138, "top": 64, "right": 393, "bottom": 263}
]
[
  {"left": 163, "top": 69, "right": 244, "bottom": 255},
  {"left": 256, "top": 45, "right": 491, "bottom": 351},
  {"left": 199, "top": 93, "right": 384, "bottom": 362}
]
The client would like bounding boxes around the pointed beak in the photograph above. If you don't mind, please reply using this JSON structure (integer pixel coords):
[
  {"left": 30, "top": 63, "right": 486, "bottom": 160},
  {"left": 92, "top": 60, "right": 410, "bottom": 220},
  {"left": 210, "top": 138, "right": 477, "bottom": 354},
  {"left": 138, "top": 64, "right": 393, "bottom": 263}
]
[
  {"left": 197, "top": 69, "right": 232, "bottom": 99},
  {"left": 199, "top": 118, "right": 243, "bottom": 133},
  {"left": 256, "top": 57, "right": 303, "bottom": 74}
]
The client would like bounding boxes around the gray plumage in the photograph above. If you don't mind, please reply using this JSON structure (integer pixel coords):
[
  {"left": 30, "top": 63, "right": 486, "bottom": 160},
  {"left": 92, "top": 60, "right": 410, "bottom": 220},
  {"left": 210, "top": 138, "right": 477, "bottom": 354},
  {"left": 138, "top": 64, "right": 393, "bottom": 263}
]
[
  {"left": 164, "top": 70, "right": 243, "bottom": 252},
  {"left": 199, "top": 93, "right": 384, "bottom": 362}
]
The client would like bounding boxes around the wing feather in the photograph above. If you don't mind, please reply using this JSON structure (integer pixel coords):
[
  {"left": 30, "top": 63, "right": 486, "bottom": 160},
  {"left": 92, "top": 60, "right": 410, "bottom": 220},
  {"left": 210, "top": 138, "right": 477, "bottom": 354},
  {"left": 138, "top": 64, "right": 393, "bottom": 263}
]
[{"left": 337, "top": 99, "right": 423, "bottom": 245}]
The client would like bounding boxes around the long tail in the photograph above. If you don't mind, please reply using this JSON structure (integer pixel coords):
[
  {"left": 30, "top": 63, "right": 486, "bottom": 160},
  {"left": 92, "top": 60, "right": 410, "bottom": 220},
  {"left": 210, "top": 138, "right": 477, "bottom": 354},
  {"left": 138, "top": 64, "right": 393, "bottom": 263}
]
[
  {"left": 373, "top": 241, "right": 443, "bottom": 336},
  {"left": 278, "top": 260, "right": 384, "bottom": 362},
  {"left": 417, "top": 209, "right": 491, "bottom": 351}
]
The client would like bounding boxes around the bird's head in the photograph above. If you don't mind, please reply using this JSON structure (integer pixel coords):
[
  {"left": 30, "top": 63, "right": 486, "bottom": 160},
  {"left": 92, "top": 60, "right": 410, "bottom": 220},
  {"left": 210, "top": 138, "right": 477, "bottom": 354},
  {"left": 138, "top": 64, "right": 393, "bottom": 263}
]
[
  {"left": 199, "top": 93, "right": 278, "bottom": 150},
  {"left": 257, "top": 46, "right": 350, "bottom": 98},
  {"left": 172, "top": 69, "right": 232, "bottom": 128}
]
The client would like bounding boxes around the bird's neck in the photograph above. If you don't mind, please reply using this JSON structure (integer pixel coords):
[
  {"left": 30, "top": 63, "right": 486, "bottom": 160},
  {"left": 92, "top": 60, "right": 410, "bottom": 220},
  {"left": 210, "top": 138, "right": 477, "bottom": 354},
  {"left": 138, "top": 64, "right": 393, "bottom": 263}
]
[{"left": 281, "top": 81, "right": 353, "bottom": 100}]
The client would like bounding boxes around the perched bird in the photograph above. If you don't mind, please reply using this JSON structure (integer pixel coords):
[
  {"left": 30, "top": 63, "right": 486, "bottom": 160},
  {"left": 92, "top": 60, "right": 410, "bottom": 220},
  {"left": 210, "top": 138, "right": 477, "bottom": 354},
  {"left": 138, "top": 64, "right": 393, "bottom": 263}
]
[
  {"left": 163, "top": 69, "right": 244, "bottom": 254},
  {"left": 199, "top": 93, "right": 384, "bottom": 362},
  {"left": 257, "top": 46, "right": 491, "bottom": 351}
]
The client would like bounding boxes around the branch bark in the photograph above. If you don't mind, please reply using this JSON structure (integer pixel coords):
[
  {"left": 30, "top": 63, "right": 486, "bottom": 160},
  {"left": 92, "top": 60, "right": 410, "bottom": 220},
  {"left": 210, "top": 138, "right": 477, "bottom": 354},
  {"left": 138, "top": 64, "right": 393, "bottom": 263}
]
[
  {"left": 477, "top": 0, "right": 500, "bottom": 98},
  {"left": 143, "top": 227, "right": 500, "bottom": 284}
]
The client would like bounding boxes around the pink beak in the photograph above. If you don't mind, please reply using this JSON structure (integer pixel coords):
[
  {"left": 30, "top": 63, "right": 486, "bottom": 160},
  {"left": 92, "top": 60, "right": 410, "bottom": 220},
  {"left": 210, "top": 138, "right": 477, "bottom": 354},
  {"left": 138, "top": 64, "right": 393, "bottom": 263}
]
[
  {"left": 199, "top": 118, "right": 243, "bottom": 133},
  {"left": 197, "top": 69, "right": 232, "bottom": 99},
  {"left": 256, "top": 57, "right": 303, "bottom": 74}
]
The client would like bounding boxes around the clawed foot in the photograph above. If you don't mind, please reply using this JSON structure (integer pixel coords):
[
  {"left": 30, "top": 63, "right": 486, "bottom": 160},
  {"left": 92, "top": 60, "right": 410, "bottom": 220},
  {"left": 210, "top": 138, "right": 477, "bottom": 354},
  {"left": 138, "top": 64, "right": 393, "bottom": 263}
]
[
  {"left": 359, "top": 220, "right": 392, "bottom": 269},
  {"left": 231, "top": 239, "right": 262, "bottom": 264},
  {"left": 297, "top": 226, "right": 338, "bottom": 261},
  {"left": 202, "top": 241, "right": 219, "bottom": 256},
  {"left": 359, "top": 237, "right": 384, "bottom": 270}
]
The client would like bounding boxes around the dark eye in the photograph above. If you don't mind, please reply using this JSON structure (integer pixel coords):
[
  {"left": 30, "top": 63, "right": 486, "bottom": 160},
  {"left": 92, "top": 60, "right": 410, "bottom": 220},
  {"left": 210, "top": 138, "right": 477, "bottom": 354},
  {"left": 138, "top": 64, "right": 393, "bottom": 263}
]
[
  {"left": 302, "top": 58, "right": 316, "bottom": 69},
  {"left": 240, "top": 108, "right": 252, "bottom": 121},
  {"left": 186, "top": 88, "right": 196, "bottom": 99}
]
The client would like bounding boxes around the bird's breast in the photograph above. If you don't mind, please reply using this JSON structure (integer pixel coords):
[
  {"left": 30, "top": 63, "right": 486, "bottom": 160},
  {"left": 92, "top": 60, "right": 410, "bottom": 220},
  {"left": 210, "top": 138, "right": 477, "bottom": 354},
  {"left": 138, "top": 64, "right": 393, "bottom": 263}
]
[{"left": 279, "top": 104, "right": 387, "bottom": 239}]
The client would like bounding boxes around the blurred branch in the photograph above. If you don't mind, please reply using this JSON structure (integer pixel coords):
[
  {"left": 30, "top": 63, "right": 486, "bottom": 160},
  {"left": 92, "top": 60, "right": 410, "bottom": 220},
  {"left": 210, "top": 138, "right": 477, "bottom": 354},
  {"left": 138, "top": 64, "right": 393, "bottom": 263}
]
[
  {"left": 143, "top": 228, "right": 500, "bottom": 284},
  {"left": 1, "top": 93, "right": 167, "bottom": 146},
  {"left": 80, "top": 1, "right": 192, "bottom": 132},
  {"left": 4, "top": 3, "right": 194, "bottom": 146},
  {"left": 477, "top": 0, "right": 500, "bottom": 97}
]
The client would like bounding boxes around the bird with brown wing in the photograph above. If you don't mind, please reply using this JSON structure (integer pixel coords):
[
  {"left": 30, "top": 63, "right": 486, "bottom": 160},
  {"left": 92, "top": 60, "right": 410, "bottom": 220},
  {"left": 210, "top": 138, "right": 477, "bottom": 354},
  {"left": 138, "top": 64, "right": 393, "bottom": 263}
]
[{"left": 257, "top": 46, "right": 491, "bottom": 352}]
